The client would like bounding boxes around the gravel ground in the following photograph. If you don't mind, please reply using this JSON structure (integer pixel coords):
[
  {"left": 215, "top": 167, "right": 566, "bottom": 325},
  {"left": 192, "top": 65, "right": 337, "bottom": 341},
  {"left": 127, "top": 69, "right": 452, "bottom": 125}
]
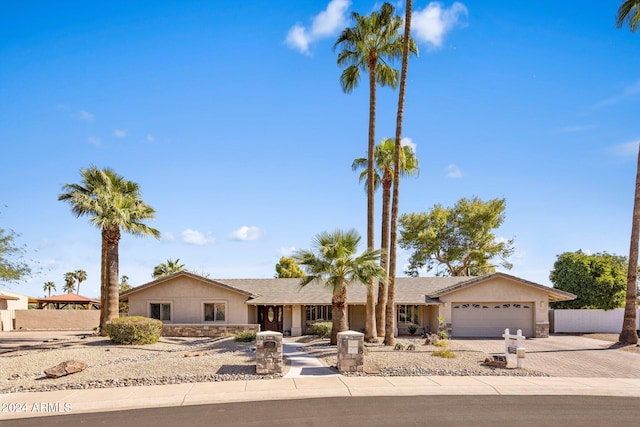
[{"left": 3, "top": 333, "right": 636, "bottom": 394}]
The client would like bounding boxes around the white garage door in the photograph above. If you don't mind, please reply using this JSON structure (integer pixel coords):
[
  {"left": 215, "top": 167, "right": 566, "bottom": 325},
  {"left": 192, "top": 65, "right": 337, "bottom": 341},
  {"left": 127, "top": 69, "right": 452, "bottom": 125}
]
[{"left": 452, "top": 302, "right": 533, "bottom": 338}]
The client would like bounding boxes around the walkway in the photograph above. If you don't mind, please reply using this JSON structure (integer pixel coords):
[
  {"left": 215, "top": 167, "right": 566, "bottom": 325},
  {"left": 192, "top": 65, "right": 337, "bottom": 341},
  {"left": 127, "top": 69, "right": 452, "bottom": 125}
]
[{"left": 282, "top": 340, "right": 338, "bottom": 378}]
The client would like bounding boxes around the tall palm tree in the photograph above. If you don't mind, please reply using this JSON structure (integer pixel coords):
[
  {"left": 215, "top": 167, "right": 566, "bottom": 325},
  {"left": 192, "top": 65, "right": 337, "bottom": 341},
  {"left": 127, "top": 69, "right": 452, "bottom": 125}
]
[
  {"left": 353, "top": 138, "right": 419, "bottom": 336},
  {"left": 75, "top": 269, "right": 87, "bottom": 295},
  {"left": 386, "top": 0, "right": 414, "bottom": 346},
  {"left": 59, "top": 166, "right": 160, "bottom": 334},
  {"left": 617, "top": 0, "right": 640, "bottom": 31},
  {"left": 617, "top": 1, "right": 640, "bottom": 345},
  {"left": 294, "top": 229, "right": 386, "bottom": 345},
  {"left": 43, "top": 281, "right": 56, "bottom": 297},
  {"left": 63, "top": 271, "right": 76, "bottom": 294},
  {"left": 152, "top": 258, "right": 185, "bottom": 279},
  {"left": 620, "top": 147, "right": 640, "bottom": 344},
  {"left": 335, "top": 2, "right": 416, "bottom": 342}
]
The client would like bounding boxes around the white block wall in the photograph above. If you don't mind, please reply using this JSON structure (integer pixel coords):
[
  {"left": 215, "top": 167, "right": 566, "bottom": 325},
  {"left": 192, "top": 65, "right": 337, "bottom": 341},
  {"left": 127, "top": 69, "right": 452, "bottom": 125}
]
[{"left": 552, "top": 308, "right": 640, "bottom": 333}]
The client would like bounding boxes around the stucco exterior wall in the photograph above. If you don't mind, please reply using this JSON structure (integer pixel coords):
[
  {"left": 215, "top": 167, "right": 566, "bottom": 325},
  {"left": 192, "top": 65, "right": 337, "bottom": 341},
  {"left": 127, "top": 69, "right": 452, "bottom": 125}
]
[
  {"left": 1, "top": 291, "right": 29, "bottom": 310},
  {"left": 127, "top": 276, "right": 249, "bottom": 324},
  {"left": 437, "top": 277, "right": 550, "bottom": 337},
  {"left": 14, "top": 309, "right": 100, "bottom": 330}
]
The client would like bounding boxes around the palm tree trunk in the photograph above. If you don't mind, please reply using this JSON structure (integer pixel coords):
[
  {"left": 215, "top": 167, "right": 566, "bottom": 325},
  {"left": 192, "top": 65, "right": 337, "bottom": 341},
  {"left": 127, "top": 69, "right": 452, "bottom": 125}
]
[
  {"left": 100, "top": 231, "right": 108, "bottom": 335},
  {"left": 377, "top": 174, "right": 392, "bottom": 337},
  {"left": 620, "top": 146, "right": 640, "bottom": 344},
  {"left": 386, "top": 0, "right": 412, "bottom": 346},
  {"left": 365, "top": 54, "right": 378, "bottom": 342},
  {"left": 331, "top": 283, "right": 348, "bottom": 345},
  {"left": 101, "top": 226, "right": 121, "bottom": 335}
]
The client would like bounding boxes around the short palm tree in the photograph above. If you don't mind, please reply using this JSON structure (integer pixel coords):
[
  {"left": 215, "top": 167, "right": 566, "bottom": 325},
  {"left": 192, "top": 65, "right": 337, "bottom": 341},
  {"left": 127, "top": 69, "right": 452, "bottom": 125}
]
[
  {"left": 294, "top": 229, "right": 386, "bottom": 345},
  {"left": 617, "top": 0, "right": 640, "bottom": 31},
  {"left": 152, "top": 258, "right": 185, "bottom": 279},
  {"left": 63, "top": 271, "right": 76, "bottom": 294},
  {"left": 75, "top": 269, "right": 87, "bottom": 295},
  {"left": 59, "top": 166, "right": 160, "bottom": 334},
  {"left": 43, "top": 281, "right": 56, "bottom": 297},
  {"left": 353, "top": 138, "right": 419, "bottom": 336},
  {"left": 335, "top": 2, "right": 416, "bottom": 342}
]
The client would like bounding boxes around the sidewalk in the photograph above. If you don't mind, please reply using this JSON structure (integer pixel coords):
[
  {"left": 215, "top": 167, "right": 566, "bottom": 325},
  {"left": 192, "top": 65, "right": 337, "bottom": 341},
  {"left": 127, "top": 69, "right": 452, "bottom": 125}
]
[{"left": 2, "top": 376, "right": 640, "bottom": 420}]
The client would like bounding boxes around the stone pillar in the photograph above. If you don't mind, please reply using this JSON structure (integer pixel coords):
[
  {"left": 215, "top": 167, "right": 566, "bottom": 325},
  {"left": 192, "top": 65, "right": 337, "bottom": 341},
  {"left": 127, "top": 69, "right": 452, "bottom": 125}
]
[
  {"left": 255, "top": 331, "right": 283, "bottom": 375},
  {"left": 336, "top": 330, "right": 364, "bottom": 373},
  {"left": 291, "top": 305, "right": 302, "bottom": 337}
]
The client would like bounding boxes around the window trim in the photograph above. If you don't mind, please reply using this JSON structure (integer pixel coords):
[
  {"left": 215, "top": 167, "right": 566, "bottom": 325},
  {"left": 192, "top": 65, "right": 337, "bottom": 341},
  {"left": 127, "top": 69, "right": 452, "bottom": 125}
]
[
  {"left": 202, "top": 301, "right": 227, "bottom": 323},
  {"left": 396, "top": 304, "right": 419, "bottom": 325},
  {"left": 148, "top": 301, "right": 173, "bottom": 323},
  {"left": 305, "top": 305, "right": 332, "bottom": 322}
]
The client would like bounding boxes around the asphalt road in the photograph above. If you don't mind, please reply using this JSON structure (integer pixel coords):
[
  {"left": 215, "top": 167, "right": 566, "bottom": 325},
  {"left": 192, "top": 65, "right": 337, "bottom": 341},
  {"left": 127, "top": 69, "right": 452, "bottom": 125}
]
[{"left": 5, "top": 395, "right": 639, "bottom": 427}]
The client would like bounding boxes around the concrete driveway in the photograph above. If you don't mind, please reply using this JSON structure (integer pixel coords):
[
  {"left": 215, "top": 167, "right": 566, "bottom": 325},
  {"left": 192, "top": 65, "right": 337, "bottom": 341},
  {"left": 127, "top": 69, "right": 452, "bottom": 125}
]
[{"left": 452, "top": 335, "right": 640, "bottom": 378}]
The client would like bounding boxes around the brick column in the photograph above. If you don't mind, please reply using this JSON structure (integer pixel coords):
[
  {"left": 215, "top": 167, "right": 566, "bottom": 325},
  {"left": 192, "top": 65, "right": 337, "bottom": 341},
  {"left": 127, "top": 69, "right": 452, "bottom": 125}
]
[
  {"left": 255, "top": 331, "right": 283, "bottom": 374},
  {"left": 336, "top": 330, "right": 364, "bottom": 373}
]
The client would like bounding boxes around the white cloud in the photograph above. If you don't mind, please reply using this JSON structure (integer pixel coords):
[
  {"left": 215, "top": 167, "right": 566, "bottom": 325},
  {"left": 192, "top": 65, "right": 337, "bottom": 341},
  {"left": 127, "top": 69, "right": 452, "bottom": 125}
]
[
  {"left": 161, "top": 232, "right": 175, "bottom": 242},
  {"left": 401, "top": 136, "right": 417, "bottom": 152},
  {"left": 113, "top": 129, "right": 127, "bottom": 138},
  {"left": 88, "top": 137, "right": 101, "bottom": 146},
  {"left": 181, "top": 229, "right": 216, "bottom": 245},
  {"left": 72, "top": 110, "right": 94, "bottom": 121},
  {"left": 613, "top": 140, "right": 640, "bottom": 157},
  {"left": 285, "top": 0, "right": 351, "bottom": 54},
  {"left": 278, "top": 246, "right": 297, "bottom": 256},
  {"left": 229, "top": 226, "right": 265, "bottom": 241},
  {"left": 412, "top": 2, "right": 468, "bottom": 49},
  {"left": 598, "top": 80, "right": 640, "bottom": 107},
  {"left": 446, "top": 164, "right": 462, "bottom": 178}
]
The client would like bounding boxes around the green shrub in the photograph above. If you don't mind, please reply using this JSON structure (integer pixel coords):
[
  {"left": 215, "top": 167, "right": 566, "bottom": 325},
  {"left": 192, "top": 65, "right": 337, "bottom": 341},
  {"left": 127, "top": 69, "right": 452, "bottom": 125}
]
[
  {"left": 105, "top": 316, "right": 163, "bottom": 345},
  {"left": 309, "top": 322, "right": 332, "bottom": 338},
  {"left": 434, "top": 338, "right": 448, "bottom": 347},
  {"left": 407, "top": 324, "right": 418, "bottom": 335},
  {"left": 235, "top": 330, "right": 256, "bottom": 342}
]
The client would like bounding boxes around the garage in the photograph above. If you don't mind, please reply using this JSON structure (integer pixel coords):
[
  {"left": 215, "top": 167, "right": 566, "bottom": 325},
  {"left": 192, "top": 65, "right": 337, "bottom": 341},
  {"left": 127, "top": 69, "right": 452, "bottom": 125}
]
[{"left": 451, "top": 302, "right": 534, "bottom": 338}]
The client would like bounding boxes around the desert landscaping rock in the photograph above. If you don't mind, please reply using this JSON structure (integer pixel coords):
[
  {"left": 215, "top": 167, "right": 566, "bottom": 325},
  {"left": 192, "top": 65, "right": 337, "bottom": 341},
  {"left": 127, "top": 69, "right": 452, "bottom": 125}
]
[{"left": 44, "top": 360, "right": 87, "bottom": 378}]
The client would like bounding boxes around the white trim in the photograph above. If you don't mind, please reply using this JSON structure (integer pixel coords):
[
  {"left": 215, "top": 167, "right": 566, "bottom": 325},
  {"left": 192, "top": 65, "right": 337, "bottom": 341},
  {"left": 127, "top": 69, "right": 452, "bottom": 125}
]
[
  {"left": 201, "top": 300, "right": 227, "bottom": 323},
  {"left": 148, "top": 301, "right": 173, "bottom": 323}
]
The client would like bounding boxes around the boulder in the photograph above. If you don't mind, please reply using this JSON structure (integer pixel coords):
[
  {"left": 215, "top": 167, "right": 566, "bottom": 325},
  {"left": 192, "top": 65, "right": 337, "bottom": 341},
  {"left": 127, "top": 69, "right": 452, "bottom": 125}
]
[
  {"left": 483, "top": 355, "right": 507, "bottom": 368},
  {"left": 44, "top": 360, "right": 87, "bottom": 378}
]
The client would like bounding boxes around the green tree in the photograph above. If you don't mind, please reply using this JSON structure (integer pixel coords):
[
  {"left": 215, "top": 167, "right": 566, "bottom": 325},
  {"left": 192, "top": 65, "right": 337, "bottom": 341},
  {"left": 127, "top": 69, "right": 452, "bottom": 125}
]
[
  {"left": 119, "top": 275, "right": 131, "bottom": 314},
  {"left": 59, "top": 166, "right": 160, "bottom": 334},
  {"left": 549, "top": 251, "right": 627, "bottom": 310},
  {"left": 0, "top": 227, "right": 30, "bottom": 284},
  {"left": 63, "top": 271, "right": 76, "bottom": 294},
  {"left": 335, "top": 2, "right": 416, "bottom": 342},
  {"left": 274, "top": 256, "right": 305, "bottom": 278},
  {"left": 399, "top": 197, "right": 514, "bottom": 277},
  {"left": 152, "top": 258, "right": 185, "bottom": 279},
  {"left": 294, "top": 229, "right": 386, "bottom": 345},
  {"left": 617, "top": 0, "right": 640, "bottom": 32},
  {"left": 43, "top": 281, "right": 56, "bottom": 297},
  {"left": 353, "top": 138, "right": 419, "bottom": 336},
  {"left": 75, "top": 269, "right": 87, "bottom": 295},
  {"left": 386, "top": 0, "right": 414, "bottom": 346}
]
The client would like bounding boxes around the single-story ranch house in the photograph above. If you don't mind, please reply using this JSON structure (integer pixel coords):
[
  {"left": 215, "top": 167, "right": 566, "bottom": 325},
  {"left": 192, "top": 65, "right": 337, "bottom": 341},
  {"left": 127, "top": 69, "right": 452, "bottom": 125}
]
[{"left": 119, "top": 271, "right": 576, "bottom": 338}]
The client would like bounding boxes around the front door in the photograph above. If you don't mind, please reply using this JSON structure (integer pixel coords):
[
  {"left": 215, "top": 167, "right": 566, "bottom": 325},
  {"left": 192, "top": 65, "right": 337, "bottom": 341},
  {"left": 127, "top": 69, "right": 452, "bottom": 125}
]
[{"left": 260, "top": 305, "right": 283, "bottom": 332}]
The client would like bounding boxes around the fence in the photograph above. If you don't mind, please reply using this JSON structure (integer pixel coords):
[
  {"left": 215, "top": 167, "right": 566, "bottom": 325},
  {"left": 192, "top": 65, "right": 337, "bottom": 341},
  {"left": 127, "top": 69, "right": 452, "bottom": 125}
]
[
  {"left": 14, "top": 309, "right": 100, "bottom": 330},
  {"left": 551, "top": 308, "right": 640, "bottom": 333}
]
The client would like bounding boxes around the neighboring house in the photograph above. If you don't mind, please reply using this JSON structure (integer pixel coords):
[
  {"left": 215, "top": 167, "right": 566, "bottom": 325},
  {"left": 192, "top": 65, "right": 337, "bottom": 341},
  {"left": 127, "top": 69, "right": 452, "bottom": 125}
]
[
  {"left": 120, "top": 271, "right": 575, "bottom": 338},
  {"left": 0, "top": 290, "right": 29, "bottom": 331}
]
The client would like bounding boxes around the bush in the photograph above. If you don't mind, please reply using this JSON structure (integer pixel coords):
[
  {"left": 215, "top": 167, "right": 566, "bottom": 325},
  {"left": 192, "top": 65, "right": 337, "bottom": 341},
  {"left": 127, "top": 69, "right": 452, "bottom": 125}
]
[
  {"left": 105, "top": 316, "right": 163, "bottom": 345},
  {"left": 309, "top": 322, "right": 332, "bottom": 338},
  {"left": 235, "top": 330, "right": 256, "bottom": 342},
  {"left": 432, "top": 347, "right": 456, "bottom": 358},
  {"left": 434, "top": 338, "right": 448, "bottom": 347},
  {"left": 407, "top": 324, "right": 418, "bottom": 335}
]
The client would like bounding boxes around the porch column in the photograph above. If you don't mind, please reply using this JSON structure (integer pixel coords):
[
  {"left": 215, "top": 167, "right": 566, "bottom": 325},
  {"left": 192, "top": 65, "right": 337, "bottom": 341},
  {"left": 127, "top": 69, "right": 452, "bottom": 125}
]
[{"left": 291, "top": 305, "right": 302, "bottom": 337}]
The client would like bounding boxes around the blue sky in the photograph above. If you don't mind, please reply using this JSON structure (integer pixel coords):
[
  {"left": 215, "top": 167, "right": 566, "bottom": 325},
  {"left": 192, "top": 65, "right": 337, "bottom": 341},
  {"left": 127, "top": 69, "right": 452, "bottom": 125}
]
[{"left": 2, "top": 1, "right": 639, "bottom": 299}]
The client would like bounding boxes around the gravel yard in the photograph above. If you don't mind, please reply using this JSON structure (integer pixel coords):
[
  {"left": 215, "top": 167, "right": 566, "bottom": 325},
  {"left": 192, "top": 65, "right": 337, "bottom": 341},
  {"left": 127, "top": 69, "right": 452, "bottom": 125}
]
[{"left": 0, "top": 334, "right": 555, "bottom": 394}]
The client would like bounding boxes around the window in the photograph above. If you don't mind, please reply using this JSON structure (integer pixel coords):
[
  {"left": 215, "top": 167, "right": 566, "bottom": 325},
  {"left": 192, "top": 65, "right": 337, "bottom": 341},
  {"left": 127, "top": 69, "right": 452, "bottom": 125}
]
[
  {"left": 397, "top": 304, "right": 419, "bottom": 324},
  {"left": 204, "top": 302, "right": 226, "bottom": 322},
  {"left": 305, "top": 305, "right": 332, "bottom": 321},
  {"left": 149, "top": 303, "right": 171, "bottom": 321}
]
